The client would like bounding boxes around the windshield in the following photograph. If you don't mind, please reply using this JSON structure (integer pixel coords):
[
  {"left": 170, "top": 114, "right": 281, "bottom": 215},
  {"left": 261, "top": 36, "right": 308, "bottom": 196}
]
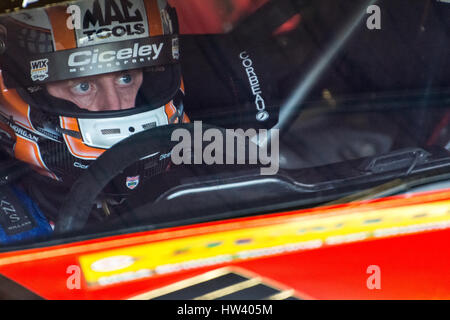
[{"left": 0, "top": 0, "right": 449, "bottom": 250}]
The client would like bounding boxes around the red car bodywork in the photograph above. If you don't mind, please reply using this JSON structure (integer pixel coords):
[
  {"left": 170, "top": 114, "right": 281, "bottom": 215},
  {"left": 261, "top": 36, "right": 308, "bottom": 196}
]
[{"left": 0, "top": 188, "right": 449, "bottom": 300}]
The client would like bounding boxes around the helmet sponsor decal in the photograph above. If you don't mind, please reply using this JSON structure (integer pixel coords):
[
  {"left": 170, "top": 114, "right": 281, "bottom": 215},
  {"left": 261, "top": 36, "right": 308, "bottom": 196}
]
[
  {"left": 68, "top": 41, "right": 163, "bottom": 71},
  {"left": 30, "top": 58, "right": 49, "bottom": 82},
  {"left": 10, "top": 124, "right": 40, "bottom": 142},
  {"left": 74, "top": 161, "right": 89, "bottom": 169},
  {"left": 73, "top": 0, "right": 149, "bottom": 47}
]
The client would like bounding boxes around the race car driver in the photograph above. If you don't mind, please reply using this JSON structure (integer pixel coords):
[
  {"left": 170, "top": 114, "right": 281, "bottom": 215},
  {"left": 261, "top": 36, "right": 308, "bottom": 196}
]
[
  {"left": 0, "top": 0, "right": 284, "bottom": 244},
  {"left": 1, "top": 0, "right": 447, "bottom": 244}
]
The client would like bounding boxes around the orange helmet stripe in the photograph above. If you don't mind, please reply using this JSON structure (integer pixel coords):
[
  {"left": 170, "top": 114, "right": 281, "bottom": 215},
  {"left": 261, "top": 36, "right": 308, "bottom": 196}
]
[
  {"left": 145, "top": 0, "right": 164, "bottom": 36},
  {"left": 180, "top": 77, "right": 185, "bottom": 94},
  {"left": 60, "top": 117, "right": 105, "bottom": 160},
  {"left": 0, "top": 72, "right": 34, "bottom": 131},
  {"left": 46, "top": 5, "right": 77, "bottom": 50},
  {"left": 165, "top": 101, "right": 190, "bottom": 124},
  {"left": 14, "top": 135, "right": 58, "bottom": 180},
  {"left": 164, "top": 101, "right": 176, "bottom": 123}
]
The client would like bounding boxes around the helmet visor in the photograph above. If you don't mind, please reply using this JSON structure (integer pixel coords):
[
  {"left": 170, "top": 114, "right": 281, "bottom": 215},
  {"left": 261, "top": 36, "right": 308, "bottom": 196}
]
[{"left": 3, "top": 34, "right": 179, "bottom": 88}]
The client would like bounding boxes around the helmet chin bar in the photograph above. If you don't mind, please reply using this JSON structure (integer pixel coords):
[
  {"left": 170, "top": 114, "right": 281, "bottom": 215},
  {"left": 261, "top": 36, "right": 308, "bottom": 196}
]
[{"left": 77, "top": 105, "right": 170, "bottom": 149}]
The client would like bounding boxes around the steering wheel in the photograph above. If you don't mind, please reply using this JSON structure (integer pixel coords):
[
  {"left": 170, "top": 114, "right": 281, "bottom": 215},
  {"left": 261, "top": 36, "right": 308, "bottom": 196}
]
[{"left": 55, "top": 123, "right": 226, "bottom": 234}]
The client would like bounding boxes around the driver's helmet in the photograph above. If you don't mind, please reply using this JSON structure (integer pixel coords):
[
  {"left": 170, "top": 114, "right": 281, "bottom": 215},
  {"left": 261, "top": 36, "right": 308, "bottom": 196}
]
[{"left": 0, "top": 0, "right": 188, "bottom": 191}]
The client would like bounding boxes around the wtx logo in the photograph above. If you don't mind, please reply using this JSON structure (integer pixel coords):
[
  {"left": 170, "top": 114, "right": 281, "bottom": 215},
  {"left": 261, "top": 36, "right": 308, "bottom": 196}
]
[
  {"left": 67, "top": 0, "right": 148, "bottom": 46},
  {"left": 30, "top": 58, "right": 49, "bottom": 82}
]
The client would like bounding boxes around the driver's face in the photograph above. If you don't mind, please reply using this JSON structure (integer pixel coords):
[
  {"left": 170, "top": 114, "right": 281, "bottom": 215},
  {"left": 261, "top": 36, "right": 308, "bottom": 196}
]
[{"left": 46, "top": 69, "right": 143, "bottom": 112}]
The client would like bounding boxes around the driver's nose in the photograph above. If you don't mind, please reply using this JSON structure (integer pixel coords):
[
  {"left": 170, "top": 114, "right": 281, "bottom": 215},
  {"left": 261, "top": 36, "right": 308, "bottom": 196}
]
[{"left": 98, "top": 78, "right": 124, "bottom": 111}]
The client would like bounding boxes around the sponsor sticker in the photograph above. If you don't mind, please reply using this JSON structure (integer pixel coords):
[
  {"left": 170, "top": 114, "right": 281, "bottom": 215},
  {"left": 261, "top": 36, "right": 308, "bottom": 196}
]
[
  {"left": 126, "top": 175, "right": 140, "bottom": 190},
  {"left": 10, "top": 125, "right": 39, "bottom": 143},
  {"left": 30, "top": 58, "right": 49, "bottom": 82},
  {"left": 74, "top": 0, "right": 149, "bottom": 47},
  {"left": 67, "top": 41, "right": 165, "bottom": 73},
  {"left": 91, "top": 255, "right": 136, "bottom": 272},
  {"left": 79, "top": 197, "right": 450, "bottom": 287}
]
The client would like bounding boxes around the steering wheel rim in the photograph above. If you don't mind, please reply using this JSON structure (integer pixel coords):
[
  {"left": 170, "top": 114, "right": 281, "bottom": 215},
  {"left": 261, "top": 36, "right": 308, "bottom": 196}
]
[{"left": 55, "top": 123, "right": 222, "bottom": 234}]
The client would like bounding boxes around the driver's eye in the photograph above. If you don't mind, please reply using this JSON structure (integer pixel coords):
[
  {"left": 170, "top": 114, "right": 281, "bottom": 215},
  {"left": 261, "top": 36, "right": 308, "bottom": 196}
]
[
  {"left": 117, "top": 74, "right": 133, "bottom": 86},
  {"left": 71, "top": 82, "right": 92, "bottom": 94}
]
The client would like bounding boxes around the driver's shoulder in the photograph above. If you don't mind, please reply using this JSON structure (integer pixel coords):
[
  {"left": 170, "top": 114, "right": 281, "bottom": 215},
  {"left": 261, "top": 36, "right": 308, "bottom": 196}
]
[{"left": 0, "top": 181, "right": 53, "bottom": 245}]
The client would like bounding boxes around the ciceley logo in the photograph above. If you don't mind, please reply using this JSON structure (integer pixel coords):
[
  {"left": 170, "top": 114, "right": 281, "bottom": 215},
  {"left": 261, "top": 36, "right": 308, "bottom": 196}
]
[
  {"left": 74, "top": 0, "right": 149, "bottom": 47},
  {"left": 67, "top": 40, "right": 165, "bottom": 73}
]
